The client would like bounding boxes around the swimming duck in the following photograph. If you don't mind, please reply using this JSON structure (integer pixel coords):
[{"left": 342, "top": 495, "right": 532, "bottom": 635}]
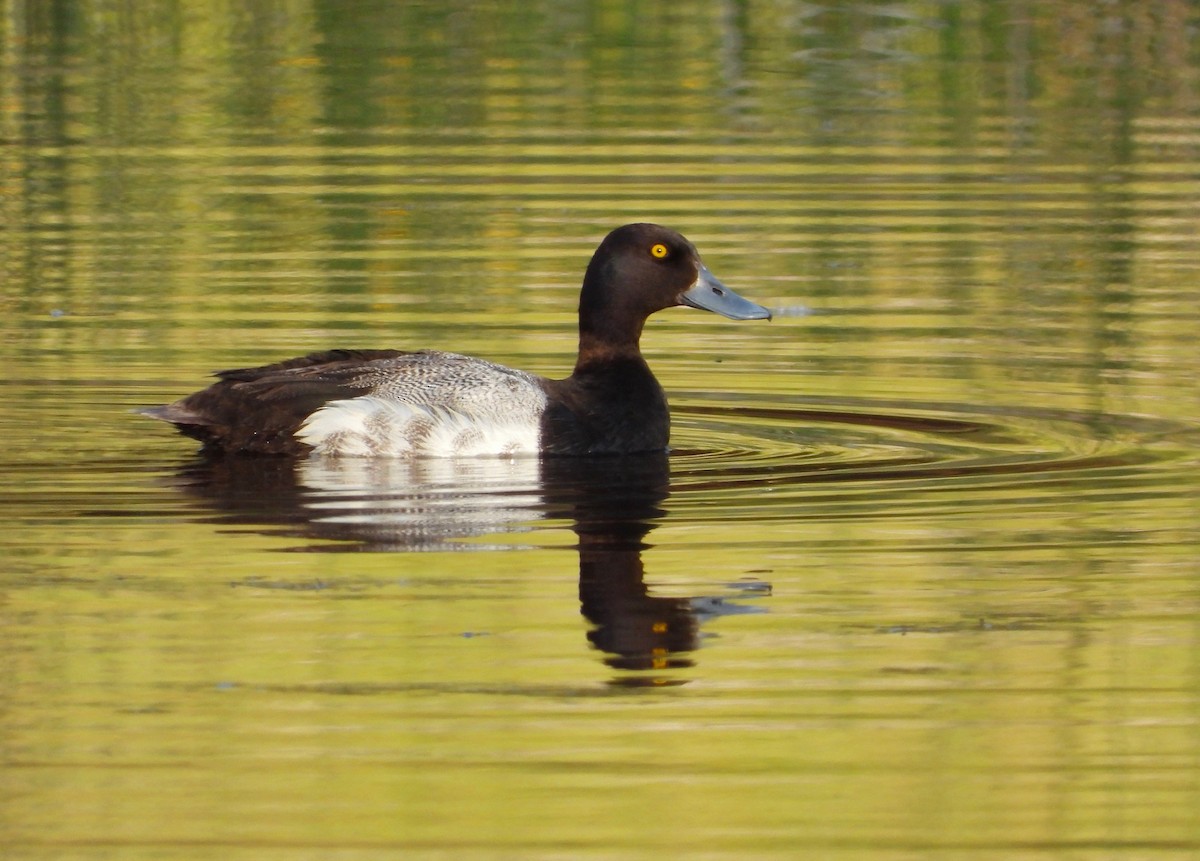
[{"left": 141, "top": 223, "right": 771, "bottom": 457}]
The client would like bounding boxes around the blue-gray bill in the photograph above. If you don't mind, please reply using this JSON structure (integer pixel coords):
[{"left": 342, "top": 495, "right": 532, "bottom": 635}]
[{"left": 680, "top": 266, "right": 772, "bottom": 321}]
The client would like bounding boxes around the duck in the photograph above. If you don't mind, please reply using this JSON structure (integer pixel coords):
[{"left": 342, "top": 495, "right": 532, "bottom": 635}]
[{"left": 140, "top": 223, "right": 771, "bottom": 457}]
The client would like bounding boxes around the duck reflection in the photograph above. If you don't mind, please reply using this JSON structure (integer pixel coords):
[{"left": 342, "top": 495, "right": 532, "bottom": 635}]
[
  {"left": 549, "top": 454, "right": 705, "bottom": 672},
  {"left": 166, "top": 452, "right": 768, "bottom": 672}
]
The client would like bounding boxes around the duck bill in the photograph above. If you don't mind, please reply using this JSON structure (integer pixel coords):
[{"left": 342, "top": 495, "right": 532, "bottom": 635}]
[{"left": 680, "top": 266, "right": 772, "bottom": 321}]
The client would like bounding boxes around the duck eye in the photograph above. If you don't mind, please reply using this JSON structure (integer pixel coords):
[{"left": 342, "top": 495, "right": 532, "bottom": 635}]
[{"left": 650, "top": 243, "right": 669, "bottom": 259}]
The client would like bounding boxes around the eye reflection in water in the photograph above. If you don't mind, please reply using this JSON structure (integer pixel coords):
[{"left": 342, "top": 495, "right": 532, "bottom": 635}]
[{"left": 164, "top": 452, "right": 770, "bottom": 678}]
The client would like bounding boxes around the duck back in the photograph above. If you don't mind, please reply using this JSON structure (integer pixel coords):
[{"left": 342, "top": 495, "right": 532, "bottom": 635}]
[{"left": 143, "top": 349, "right": 548, "bottom": 457}]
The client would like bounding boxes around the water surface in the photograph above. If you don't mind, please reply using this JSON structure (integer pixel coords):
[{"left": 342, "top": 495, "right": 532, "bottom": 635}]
[{"left": 3, "top": 1, "right": 1199, "bottom": 858}]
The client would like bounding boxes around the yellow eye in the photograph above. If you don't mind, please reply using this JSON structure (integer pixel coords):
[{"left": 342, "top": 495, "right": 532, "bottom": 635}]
[{"left": 650, "top": 243, "right": 669, "bottom": 259}]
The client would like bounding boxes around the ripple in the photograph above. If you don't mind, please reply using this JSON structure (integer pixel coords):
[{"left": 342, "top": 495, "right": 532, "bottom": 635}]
[
  {"left": 125, "top": 393, "right": 1200, "bottom": 552},
  {"left": 667, "top": 395, "right": 1197, "bottom": 520}
]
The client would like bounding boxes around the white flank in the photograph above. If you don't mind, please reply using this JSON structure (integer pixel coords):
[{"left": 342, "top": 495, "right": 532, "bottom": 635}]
[{"left": 296, "top": 394, "right": 544, "bottom": 458}]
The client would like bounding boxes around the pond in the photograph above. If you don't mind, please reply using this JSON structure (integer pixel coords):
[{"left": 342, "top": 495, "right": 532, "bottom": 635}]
[{"left": 3, "top": 1, "right": 1199, "bottom": 858}]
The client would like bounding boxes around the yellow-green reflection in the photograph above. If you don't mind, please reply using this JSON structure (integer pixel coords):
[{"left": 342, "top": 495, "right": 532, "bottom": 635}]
[{"left": 2, "top": 0, "right": 1199, "bottom": 858}]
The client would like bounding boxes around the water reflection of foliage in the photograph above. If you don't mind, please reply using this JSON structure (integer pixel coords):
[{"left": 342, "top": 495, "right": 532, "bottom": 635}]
[{"left": 5, "top": 0, "right": 1198, "bottom": 429}]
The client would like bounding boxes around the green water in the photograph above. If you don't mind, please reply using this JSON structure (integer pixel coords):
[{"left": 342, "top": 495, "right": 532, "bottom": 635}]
[{"left": 3, "top": 1, "right": 1199, "bottom": 858}]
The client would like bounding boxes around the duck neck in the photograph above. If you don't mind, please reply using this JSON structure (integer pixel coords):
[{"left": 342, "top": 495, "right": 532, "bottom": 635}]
[
  {"left": 574, "top": 314, "right": 647, "bottom": 375},
  {"left": 572, "top": 260, "right": 655, "bottom": 375}
]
